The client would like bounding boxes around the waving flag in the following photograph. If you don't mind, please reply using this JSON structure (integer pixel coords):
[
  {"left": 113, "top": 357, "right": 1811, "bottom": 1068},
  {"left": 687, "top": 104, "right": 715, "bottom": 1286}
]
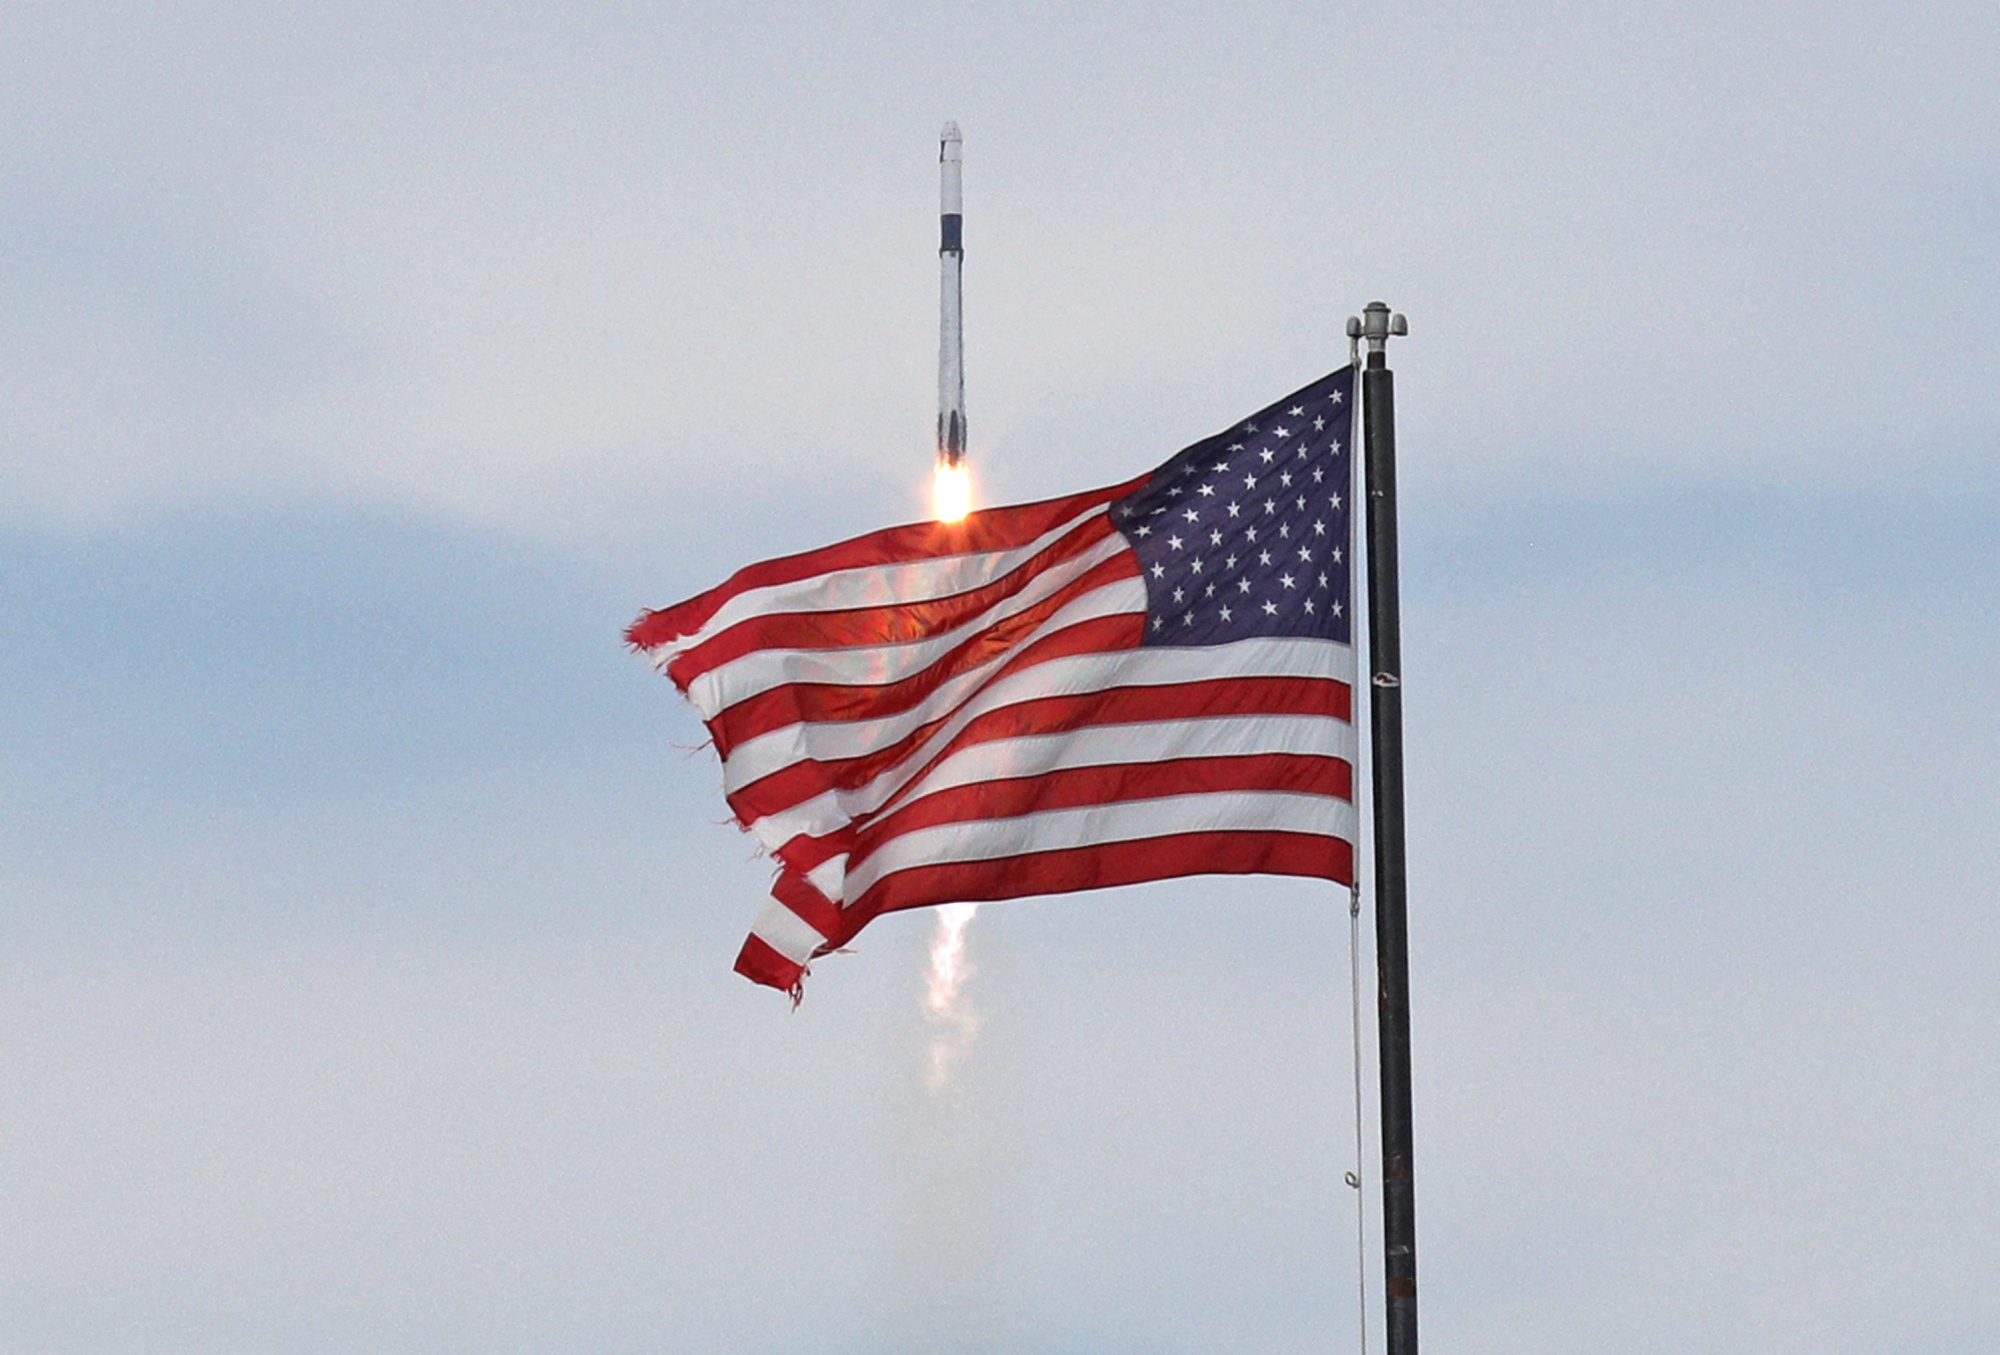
[{"left": 629, "top": 367, "right": 1358, "bottom": 995}]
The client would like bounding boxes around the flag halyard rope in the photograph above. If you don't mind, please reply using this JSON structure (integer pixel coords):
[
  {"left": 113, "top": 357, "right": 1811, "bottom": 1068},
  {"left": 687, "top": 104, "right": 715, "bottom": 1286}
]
[{"left": 1349, "top": 880, "right": 1370, "bottom": 1355}]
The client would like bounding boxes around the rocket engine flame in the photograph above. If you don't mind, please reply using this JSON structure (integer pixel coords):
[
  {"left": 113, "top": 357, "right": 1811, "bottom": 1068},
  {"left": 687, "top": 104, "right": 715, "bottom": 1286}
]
[
  {"left": 933, "top": 464, "right": 971, "bottom": 523},
  {"left": 922, "top": 901, "right": 981, "bottom": 1091}
]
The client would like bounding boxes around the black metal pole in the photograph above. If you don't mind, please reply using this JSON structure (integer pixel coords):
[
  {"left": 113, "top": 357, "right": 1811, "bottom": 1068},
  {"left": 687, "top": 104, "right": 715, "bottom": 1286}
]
[{"left": 1353, "top": 300, "right": 1418, "bottom": 1355}]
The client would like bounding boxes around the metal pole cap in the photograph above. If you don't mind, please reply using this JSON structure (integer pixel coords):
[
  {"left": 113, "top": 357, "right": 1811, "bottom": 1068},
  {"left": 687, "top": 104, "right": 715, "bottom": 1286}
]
[{"left": 1346, "top": 301, "right": 1408, "bottom": 353}]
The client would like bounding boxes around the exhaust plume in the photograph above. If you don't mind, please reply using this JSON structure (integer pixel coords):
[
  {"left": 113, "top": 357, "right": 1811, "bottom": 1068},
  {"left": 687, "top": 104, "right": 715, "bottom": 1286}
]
[{"left": 922, "top": 902, "right": 981, "bottom": 1091}]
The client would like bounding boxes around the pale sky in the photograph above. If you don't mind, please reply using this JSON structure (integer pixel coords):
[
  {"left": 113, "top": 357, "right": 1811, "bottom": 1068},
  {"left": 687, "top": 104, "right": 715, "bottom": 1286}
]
[{"left": 2, "top": 4, "right": 1996, "bottom": 1353}]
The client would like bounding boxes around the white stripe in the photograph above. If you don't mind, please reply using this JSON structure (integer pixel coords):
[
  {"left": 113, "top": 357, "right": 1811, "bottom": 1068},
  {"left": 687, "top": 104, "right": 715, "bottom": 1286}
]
[
  {"left": 724, "top": 627, "right": 1351, "bottom": 798},
  {"left": 750, "top": 712, "right": 1355, "bottom": 849},
  {"left": 686, "top": 528, "right": 1133, "bottom": 714},
  {"left": 804, "top": 853, "right": 846, "bottom": 903},
  {"left": 719, "top": 576, "right": 1148, "bottom": 795},
  {"left": 843, "top": 790, "right": 1360, "bottom": 900},
  {"left": 746, "top": 894, "right": 828, "bottom": 965},
  {"left": 651, "top": 502, "right": 1112, "bottom": 664},
  {"left": 889, "top": 712, "right": 1356, "bottom": 813}
]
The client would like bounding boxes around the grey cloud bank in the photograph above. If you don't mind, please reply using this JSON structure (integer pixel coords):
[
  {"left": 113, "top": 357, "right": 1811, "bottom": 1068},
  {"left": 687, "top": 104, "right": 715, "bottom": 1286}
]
[{"left": 4, "top": 482, "right": 1993, "bottom": 1353}]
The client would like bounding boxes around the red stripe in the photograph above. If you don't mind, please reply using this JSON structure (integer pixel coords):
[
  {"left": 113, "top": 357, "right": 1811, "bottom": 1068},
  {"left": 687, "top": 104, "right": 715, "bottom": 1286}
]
[
  {"left": 722, "top": 612, "right": 1142, "bottom": 825},
  {"left": 769, "top": 867, "right": 843, "bottom": 940},
  {"left": 770, "top": 750, "right": 1348, "bottom": 879},
  {"left": 728, "top": 671, "right": 1352, "bottom": 825},
  {"left": 702, "top": 552, "right": 1143, "bottom": 758},
  {"left": 822, "top": 830, "right": 1355, "bottom": 944},
  {"left": 720, "top": 615, "right": 1144, "bottom": 819},
  {"left": 665, "top": 513, "right": 1119, "bottom": 681},
  {"left": 627, "top": 478, "right": 1144, "bottom": 651},
  {"left": 733, "top": 933, "right": 806, "bottom": 992},
  {"left": 775, "top": 826, "right": 856, "bottom": 878},
  {"left": 845, "top": 753, "right": 1353, "bottom": 873}
]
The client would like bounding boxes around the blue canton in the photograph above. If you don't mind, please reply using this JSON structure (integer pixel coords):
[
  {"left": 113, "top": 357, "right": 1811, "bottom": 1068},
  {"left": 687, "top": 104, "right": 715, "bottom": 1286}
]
[{"left": 1112, "top": 366, "right": 1355, "bottom": 648}]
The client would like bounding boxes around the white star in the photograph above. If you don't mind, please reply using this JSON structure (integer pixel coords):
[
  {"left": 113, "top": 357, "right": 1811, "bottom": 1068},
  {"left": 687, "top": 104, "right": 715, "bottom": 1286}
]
[
  {"left": 1279, "top": 523, "right": 1291, "bottom": 539},
  {"left": 1279, "top": 471, "right": 1293, "bottom": 488},
  {"left": 1183, "top": 508, "right": 1200, "bottom": 523},
  {"left": 1259, "top": 448, "right": 1276, "bottom": 464},
  {"left": 1304, "top": 598, "right": 1316, "bottom": 615},
  {"left": 1245, "top": 422, "right": 1260, "bottom": 433},
  {"left": 1224, "top": 554, "right": 1238, "bottom": 568},
  {"left": 1263, "top": 499, "right": 1276, "bottom": 514},
  {"left": 1313, "top": 520, "right": 1327, "bottom": 536},
  {"left": 1296, "top": 446, "right": 1308, "bottom": 460},
  {"left": 1197, "top": 483, "right": 1216, "bottom": 497},
  {"left": 1152, "top": 616, "right": 1164, "bottom": 631},
  {"left": 1258, "top": 549, "right": 1273, "bottom": 565},
  {"left": 1238, "top": 578, "right": 1253, "bottom": 594},
  {"left": 1134, "top": 524, "right": 1153, "bottom": 537},
  {"left": 1262, "top": 600, "right": 1279, "bottom": 616},
  {"left": 1318, "top": 572, "right": 1329, "bottom": 588},
  {"left": 1189, "top": 557, "right": 1204, "bottom": 574},
  {"left": 1332, "top": 601, "right": 1343, "bottom": 616},
  {"left": 1296, "top": 496, "right": 1306, "bottom": 511},
  {"left": 1150, "top": 562, "right": 1166, "bottom": 579},
  {"left": 1332, "top": 548, "right": 1343, "bottom": 564},
  {"left": 1298, "top": 546, "right": 1313, "bottom": 562},
  {"left": 1329, "top": 494, "right": 1342, "bottom": 510},
  {"left": 1208, "top": 529, "right": 1223, "bottom": 546},
  {"left": 1313, "top": 416, "right": 1326, "bottom": 431},
  {"left": 1280, "top": 573, "right": 1297, "bottom": 589},
  {"left": 1274, "top": 426, "right": 1291, "bottom": 439},
  {"left": 1243, "top": 472, "right": 1259, "bottom": 489},
  {"left": 1172, "top": 586, "right": 1185, "bottom": 602},
  {"left": 1331, "top": 439, "right": 1342, "bottom": 453},
  {"left": 1312, "top": 467, "right": 1324, "bottom": 483},
  {"left": 1288, "top": 405, "right": 1305, "bottom": 417},
  {"left": 1168, "top": 534, "right": 1184, "bottom": 550},
  {"left": 1211, "top": 460, "right": 1230, "bottom": 473},
  {"left": 1225, "top": 501, "right": 1241, "bottom": 518},
  {"left": 1182, "top": 612, "right": 1195, "bottom": 626},
  {"left": 1245, "top": 525, "right": 1258, "bottom": 542},
  {"left": 1329, "top": 391, "right": 1343, "bottom": 405},
  {"left": 1168, "top": 485, "right": 1183, "bottom": 497},
  {"left": 1219, "top": 605, "right": 1233, "bottom": 622},
  {"left": 1205, "top": 583, "right": 1216, "bottom": 598},
  {"left": 1228, "top": 442, "right": 1245, "bottom": 453}
]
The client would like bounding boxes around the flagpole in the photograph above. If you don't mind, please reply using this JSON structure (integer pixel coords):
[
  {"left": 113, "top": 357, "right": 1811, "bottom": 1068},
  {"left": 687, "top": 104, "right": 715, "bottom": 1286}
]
[{"left": 1349, "top": 299, "right": 1417, "bottom": 1355}]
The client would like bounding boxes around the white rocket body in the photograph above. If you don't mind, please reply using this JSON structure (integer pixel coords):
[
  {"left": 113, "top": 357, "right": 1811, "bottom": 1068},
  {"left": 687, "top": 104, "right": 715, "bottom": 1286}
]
[{"left": 937, "top": 122, "right": 966, "bottom": 469}]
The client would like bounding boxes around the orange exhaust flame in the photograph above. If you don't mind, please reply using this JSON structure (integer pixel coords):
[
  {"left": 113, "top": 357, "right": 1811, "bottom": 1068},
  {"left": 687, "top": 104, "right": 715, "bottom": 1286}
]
[{"left": 933, "top": 464, "right": 971, "bottom": 523}]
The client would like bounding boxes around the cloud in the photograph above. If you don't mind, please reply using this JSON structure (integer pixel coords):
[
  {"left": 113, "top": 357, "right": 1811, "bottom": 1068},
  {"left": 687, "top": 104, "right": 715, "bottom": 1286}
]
[
  {"left": 2, "top": 3, "right": 1993, "bottom": 537},
  {"left": 1, "top": 482, "right": 1993, "bottom": 1351},
  {"left": 2, "top": 4, "right": 1997, "bottom": 1350}
]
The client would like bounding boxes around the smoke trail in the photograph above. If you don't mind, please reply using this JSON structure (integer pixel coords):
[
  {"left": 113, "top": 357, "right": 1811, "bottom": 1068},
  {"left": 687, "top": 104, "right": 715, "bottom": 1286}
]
[{"left": 922, "top": 902, "right": 981, "bottom": 1092}]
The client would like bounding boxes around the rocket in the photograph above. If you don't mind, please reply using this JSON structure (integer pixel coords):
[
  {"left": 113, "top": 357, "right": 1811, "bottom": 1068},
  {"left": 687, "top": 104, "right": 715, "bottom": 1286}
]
[{"left": 936, "top": 121, "right": 967, "bottom": 474}]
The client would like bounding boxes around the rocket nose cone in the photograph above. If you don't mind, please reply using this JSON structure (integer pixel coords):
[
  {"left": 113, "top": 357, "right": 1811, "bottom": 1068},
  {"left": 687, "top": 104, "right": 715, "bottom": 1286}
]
[{"left": 940, "top": 120, "right": 962, "bottom": 143}]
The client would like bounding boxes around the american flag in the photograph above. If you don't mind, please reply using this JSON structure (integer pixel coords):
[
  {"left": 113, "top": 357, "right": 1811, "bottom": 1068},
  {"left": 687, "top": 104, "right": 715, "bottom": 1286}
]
[{"left": 629, "top": 366, "right": 1358, "bottom": 995}]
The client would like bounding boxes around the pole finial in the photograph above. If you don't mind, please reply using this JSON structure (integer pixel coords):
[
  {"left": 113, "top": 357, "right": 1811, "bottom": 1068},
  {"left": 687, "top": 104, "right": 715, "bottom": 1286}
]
[{"left": 1346, "top": 301, "right": 1408, "bottom": 357}]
